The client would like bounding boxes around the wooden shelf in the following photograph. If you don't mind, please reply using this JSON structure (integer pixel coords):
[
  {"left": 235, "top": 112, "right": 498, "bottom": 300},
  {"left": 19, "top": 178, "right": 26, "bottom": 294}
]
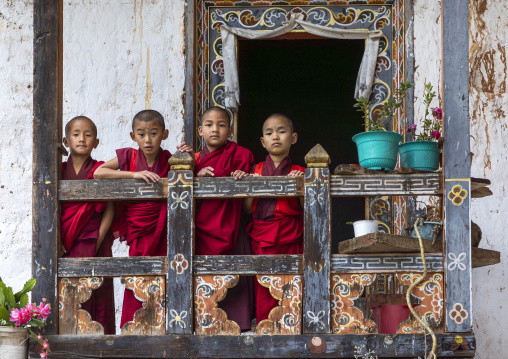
[
  {"left": 339, "top": 232, "right": 442, "bottom": 254},
  {"left": 471, "top": 177, "right": 493, "bottom": 198}
]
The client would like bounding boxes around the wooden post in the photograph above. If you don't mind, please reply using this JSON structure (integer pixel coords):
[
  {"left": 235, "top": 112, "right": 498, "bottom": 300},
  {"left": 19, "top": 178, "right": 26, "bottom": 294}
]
[
  {"left": 166, "top": 151, "right": 195, "bottom": 334},
  {"left": 32, "top": 0, "right": 62, "bottom": 334},
  {"left": 442, "top": 0, "right": 472, "bottom": 332},
  {"left": 303, "top": 144, "right": 331, "bottom": 333}
]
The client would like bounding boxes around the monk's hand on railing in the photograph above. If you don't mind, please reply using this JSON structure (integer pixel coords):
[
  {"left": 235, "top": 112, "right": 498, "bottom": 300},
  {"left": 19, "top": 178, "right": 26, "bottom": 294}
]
[
  {"left": 176, "top": 141, "right": 195, "bottom": 157},
  {"left": 197, "top": 166, "right": 214, "bottom": 177},
  {"left": 231, "top": 170, "right": 249, "bottom": 180},
  {"left": 133, "top": 170, "right": 161, "bottom": 184},
  {"left": 249, "top": 173, "right": 261, "bottom": 177},
  {"left": 288, "top": 170, "right": 304, "bottom": 176}
]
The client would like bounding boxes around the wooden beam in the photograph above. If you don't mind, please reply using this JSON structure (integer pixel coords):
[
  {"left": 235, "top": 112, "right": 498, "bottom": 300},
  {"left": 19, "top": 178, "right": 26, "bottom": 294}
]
[
  {"left": 58, "top": 257, "right": 167, "bottom": 277},
  {"left": 32, "top": 0, "right": 62, "bottom": 334},
  {"left": 166, "top": 153, "right": 194, "bottom": 334},
  {"left": 442, "top": 0, "right": 472, "bottom": 333},
  {"left": 31, "top": 333, "right": 476, "bottom": 358},
  {"left": 330, "top": 173, "right": 442, "bottom": 196},
  {"left": 338, "top": 232, "right": 443, "bottom": 254},
  {"left": 58, "top": 176, "right": 303, "bottom": 201},
  {"left": 194, "top": 255, "right": 302, "bottom": 274},
  {"left": 303, "top": 144, "right": 331, "bottom": 334}
]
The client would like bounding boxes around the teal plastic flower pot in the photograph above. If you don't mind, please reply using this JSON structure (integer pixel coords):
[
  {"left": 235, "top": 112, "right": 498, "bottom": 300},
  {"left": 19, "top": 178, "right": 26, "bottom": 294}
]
[
  {"left": 352, "top": 131, "right": 403, "bottom": 171},
  {"left": 399, "top": 141, "right": 440, "bottom": 171},
  {"left": 411, "top": 221, "right": 442, "bottom": 241}
]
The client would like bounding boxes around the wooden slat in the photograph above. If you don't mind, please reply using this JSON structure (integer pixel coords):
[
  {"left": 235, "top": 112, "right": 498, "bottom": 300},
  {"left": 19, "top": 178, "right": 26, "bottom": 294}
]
[
  {"left": 194, "top": 175, "right": 303, "bottom": 198},
  {"left": 32, "top": 0, "right": 62, "bottom": 334},
  {"left": 330, "top": 174, "right": 442, "bottom": 196},
  {"left": 30, "top": 333, "right": 476, "bottom": 358},
  {"left": 339, "top": 232, "right": 443, "bottom": 254},
  {"left": 58, "top": 257, "right": 167, "bottom": 277},
  {"left": 166, "top": 161, "right": 194, "bottom": 334},
  {"left": 443, "top": 0, "right": 472, "bottom": 333},
  {"left": 472, "top": 247, "right": 501, "bottom": 269},
  {"left": 193, "top": 255, "right": 302, "bottom": 274},
  {"left": 58, "top": 176, "right": 303, "bottom": 201},
  {"left": 303, "top": 145, "right": 331, "bottom": 334}
]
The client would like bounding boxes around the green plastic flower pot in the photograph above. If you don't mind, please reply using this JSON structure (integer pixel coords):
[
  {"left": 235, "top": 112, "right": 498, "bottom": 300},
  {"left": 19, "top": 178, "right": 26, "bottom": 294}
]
[
  {"left": 352, "top": 131, "right": 403, "bottom": 171},
  {"left": 399, "top": 141, "right": 440, "bottom": 171}
]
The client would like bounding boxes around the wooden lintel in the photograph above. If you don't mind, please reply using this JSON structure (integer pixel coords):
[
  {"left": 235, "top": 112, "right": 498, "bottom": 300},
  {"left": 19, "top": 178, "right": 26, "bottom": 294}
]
[
  {"left": 30, "top": 333, "right": 475, "bottom": 358},
  {"left": 330, "top": 173, "right": 442, "bottom": 197},
  {"left": 58, "top": 257, "right": 167, "bottom": 277},
  {"left": 193, "top": 255, "right": 302, "bottom": 274}
]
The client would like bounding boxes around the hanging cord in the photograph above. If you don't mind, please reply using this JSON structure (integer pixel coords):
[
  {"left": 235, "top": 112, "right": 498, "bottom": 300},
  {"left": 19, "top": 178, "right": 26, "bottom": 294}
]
[{"left": 406, "top": 218, "right": 437, "bottom": 359}]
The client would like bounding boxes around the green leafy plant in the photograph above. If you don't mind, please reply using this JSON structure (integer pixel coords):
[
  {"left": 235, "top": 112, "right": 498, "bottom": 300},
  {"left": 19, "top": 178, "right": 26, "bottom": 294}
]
[
  {"left": 1, "top": 278, "right": 51, "bottom": 358},
  {"left": 355, "top": 82, "right": 415, "bottom": 132},
  {"left": 406, "top": 82, "right": 443, "bottom": 141}
]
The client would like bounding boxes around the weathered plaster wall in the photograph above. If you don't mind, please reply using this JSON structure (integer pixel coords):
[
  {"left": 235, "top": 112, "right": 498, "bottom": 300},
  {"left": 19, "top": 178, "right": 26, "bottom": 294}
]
[{"left": 0, "top": 0, "right": 506, "bottom": 354}]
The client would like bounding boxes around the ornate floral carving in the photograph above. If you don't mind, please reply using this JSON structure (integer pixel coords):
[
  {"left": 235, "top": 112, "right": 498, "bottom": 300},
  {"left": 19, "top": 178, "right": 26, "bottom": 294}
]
[
  {"left": 170, "top": 254, "right": 189, "bottom": 274},
  {"left": 58, "top": 277, "right": 105, "bottom": 335},
  {"left": 121, "top": 276, "right": 165, "bottom": 335},
  {"left": 331, "top": 274, "right": 378, "bottom": 334},
  {"left": 256, "top": 275, "right": 302, "bottom": 335},
  {"left": 449, "top": 303, "right": 468, "bottom": 325},
  {"left": 194, "top": 275, "right": 240, "bottom": 335}
]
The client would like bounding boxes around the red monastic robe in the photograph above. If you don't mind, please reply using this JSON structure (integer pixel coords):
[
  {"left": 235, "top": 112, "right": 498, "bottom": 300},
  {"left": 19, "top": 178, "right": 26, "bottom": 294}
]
[
  {"left": 246, "top": 155, "right": 305, "bottom": 322},
  {"left": 194, "top": 141, "right": 254, "bottom": 255},
  {"left": 112, "top": 148, "right": 171, "bottom": 327},
  {"left": 195, "top": 141, "right": 255, "bottom": 330},
  {"left": 61, "top": 155, "right": 115, "bottom": 334}
]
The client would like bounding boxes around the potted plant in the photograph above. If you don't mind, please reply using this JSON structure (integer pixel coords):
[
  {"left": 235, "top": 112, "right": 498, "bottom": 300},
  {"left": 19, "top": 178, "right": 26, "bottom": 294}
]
[
  {"left": 0, "top": 278, "right": 51, "bottom": 358},
  {"left": 400, "top": 82, "right": 442, "bottom": 171},
  {"left": 410, "top": 203, "right": 442, "bottom": 241},
  {"left": 352, "top": 82, "right": 414, "bottom": 171}
]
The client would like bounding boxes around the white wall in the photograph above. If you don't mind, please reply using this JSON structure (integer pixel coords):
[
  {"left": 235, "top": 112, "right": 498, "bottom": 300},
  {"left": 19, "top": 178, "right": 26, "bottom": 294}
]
[{"left": 0, "top": 0, "right": 507, "bottom": 355}]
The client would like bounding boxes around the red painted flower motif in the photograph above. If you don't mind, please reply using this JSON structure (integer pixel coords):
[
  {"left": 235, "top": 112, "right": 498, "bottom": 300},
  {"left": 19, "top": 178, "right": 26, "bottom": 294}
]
[
  {"left": 170, "top": 254, "right": 189, "bottom": 274},
  {"left": 449, "top": 303, "right": 468, "bottom": 324}
]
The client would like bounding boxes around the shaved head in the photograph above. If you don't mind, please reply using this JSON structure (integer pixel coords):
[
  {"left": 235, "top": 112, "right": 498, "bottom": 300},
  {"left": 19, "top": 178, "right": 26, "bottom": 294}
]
[
  {"left": 65, "top": 116, "right": 97, "bottom": 137},
  {"left": 201, "top": 106, "right": 231, "bottom": 126},
  {"left": 132, "top": 110, "right": 165, "bottom": 130},
  {"left": 262, "top": 113, "right": 294, "bottom": 133}
]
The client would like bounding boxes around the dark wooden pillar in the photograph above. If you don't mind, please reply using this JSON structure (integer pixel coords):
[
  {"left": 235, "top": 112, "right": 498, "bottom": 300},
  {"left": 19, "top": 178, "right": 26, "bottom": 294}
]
[
  {"left": 32, "top": 0, "right": 62, "bottom": 334},
  {"left": 166, "top": 152, "right": 195, "bottom": 334},
  {"left": 184, "top": 0, "right": 196, "bottom": 146},
  {"left": 442, "top": 0, "right": 472, "bottom": 332},
  {"left": 303, "top": 144, "right": 331, "bottom": 333}
]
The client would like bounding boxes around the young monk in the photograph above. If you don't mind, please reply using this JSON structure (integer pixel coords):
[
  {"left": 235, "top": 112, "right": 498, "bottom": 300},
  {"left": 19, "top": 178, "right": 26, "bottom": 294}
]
[
  {"left": 94, "top": 110, "right": 171, "bottom": 328},
  {"left": 244, "top": 113, "right": 305, "bottom": 322},
  {"left": 178, "top": 106, "right": 254, "bottom": 330},
  {"left": 61, "top": 116, "right": 115, "bottom": 334}
]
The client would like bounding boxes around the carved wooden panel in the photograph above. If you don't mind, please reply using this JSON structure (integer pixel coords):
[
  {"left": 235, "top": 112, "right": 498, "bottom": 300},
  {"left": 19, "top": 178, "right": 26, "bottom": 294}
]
[
  {"left": 58, "top": 277, "right": 104, "bottom": 335},
  {"left": 255, "top": 275, "right": 302, "bottom": 335},
  {"left": 194, "top": 275, "right": 240, "bottom": 335},
  {"left": 331, "top": 274, "right": 378, "bottom": 334},
  {"left": 396, "top": 273, "right": 444, "bottom": 334},
  {"left": 121, "top": 276, "right": 165, "bottom": 335}
]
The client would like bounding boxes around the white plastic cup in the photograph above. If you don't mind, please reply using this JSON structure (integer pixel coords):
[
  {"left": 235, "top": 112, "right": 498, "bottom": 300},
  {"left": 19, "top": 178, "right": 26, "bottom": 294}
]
[{"left": 353, "top": 220, "right": 379, "bottom": 237}]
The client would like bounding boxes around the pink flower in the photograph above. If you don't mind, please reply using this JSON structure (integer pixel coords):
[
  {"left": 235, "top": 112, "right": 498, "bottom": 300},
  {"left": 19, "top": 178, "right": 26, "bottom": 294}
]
[
  {"left": 37, "top": 333, "right": 43, "bottom": 340},
  {"left": 42, "top": 340, "right": 50, "bottom": 350},
  {"left": 40, "top": 351, "right": 48, "bottom": 358},
  {"left": 10, "top": 308, "right": 22, "bottom": 326},
  {"left": 431, "top": 131, "right": 441, "bottom": 140},
  {"left": 406, "top": 124, "right": 417, "bottom": 133},
  {"left": 35, "top": 302, "right": 51, "bottom": 320},
  {"left": 432, "top": 107, "right": 443, "bottom": 120},
  {"left": 19, "top": 307, "right": 32, "bottom": 324}
]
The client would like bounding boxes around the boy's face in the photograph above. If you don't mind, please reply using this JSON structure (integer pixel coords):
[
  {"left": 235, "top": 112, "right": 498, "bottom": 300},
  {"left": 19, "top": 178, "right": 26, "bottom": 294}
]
[
  {"left": 198, "top": 110, "right": 232, "bottom": 152},
  {"left": 260, "top": 116, "right": 298, "bottom": 158},
  {"left": 130, "top": 119, "right": 169, "bottom": 157},
  {"left": 63, "top": 118, "right": 99, "bottom": 156}
]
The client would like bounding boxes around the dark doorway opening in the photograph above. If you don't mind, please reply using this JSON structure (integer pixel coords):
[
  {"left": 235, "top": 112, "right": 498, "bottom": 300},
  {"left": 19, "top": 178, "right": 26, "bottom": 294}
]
[{"left": 237, "top": 37, "right": 366, "bottom": 251}]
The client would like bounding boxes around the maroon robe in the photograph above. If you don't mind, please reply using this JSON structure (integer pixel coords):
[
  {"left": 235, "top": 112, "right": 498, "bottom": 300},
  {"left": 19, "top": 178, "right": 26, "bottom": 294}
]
[
  {"left": 246, "top": 155, "right": 304, "bottom": 322},
  {"left": 194, "top": 141, "right": 254, "bottom": 255},
  {"left": 61, "top": 155, "right": 115, "bottom": 334},
  {"left": 112, "top": 147, "right": 171, "bottom": 327},
  {"left": 195, "top": 141, "right": 254, "bottom": 330}
]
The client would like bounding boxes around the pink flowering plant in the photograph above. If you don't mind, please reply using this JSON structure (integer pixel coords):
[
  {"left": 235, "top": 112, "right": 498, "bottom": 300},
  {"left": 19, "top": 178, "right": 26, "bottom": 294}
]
[
  {"left": 406, "top": 82, "right": 443, "bottom": 141},
  {"left": 0, "top": 278, "right": 51, "bottom": 358}
]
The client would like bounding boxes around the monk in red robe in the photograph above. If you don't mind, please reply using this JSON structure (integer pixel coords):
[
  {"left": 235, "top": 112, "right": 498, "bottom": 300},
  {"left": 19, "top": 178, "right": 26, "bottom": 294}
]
[
  {"left": 178, "top": 106, "right": 254, "bottom": 330},
  {"left": 61, "top": 116, "right": 115, "bottom": 334},
  {"left": 245, "top": 113, "right": 305, "bottom": 322},
  {"left": 95, "top": 110, "right": 172, "bottom": 328}
]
